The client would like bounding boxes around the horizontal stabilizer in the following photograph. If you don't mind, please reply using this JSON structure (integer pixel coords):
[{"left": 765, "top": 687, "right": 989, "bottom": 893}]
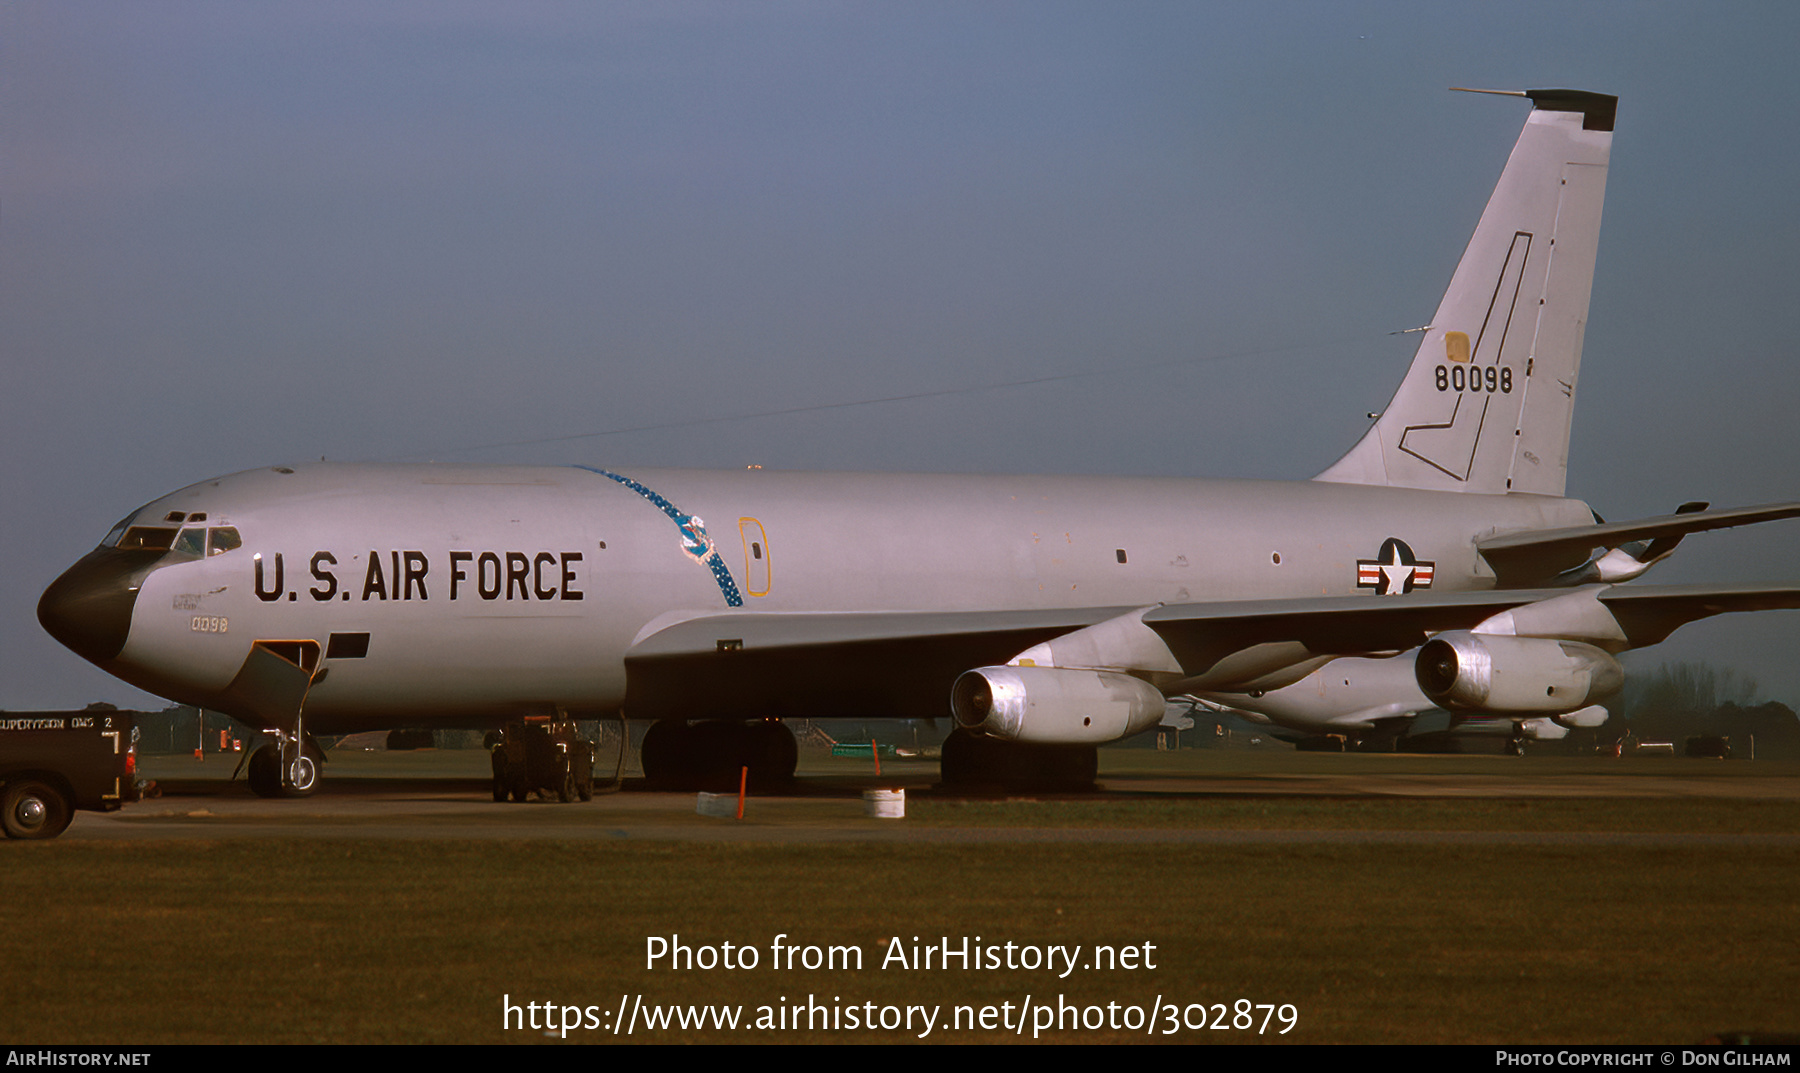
[{"left": 1477, "top": 502, "right": 1800, "bottom": 586}]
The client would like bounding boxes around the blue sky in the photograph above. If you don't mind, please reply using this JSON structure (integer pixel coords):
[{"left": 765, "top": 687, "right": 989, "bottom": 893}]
[{"left": 6, "top": 2, "right": 1799, "bottom": 709}]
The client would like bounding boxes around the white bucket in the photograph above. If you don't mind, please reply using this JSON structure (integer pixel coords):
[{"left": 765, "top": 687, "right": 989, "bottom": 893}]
[
  {"left": 696, "top": 792, "right": 737, "bottom": 818},
  {"left": 863, "top": 788, "right": 905, "bottom": 819}
]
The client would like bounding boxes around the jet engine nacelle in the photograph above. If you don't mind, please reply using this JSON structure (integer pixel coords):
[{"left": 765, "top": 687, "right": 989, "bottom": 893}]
[
  {"left": 951, "top": 666, "right": 1166, "bottom": 744},
  {"left": 1414, "top": 632, "right": 1623, "bottom": 714}
]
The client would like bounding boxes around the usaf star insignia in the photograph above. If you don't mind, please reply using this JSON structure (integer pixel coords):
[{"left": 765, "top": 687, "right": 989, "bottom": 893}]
[{"left": 1357, "top": 537, "right": 1435, "bottom": 596}]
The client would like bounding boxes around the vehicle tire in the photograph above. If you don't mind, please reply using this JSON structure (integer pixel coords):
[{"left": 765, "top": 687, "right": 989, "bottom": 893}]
[
  {"left": 558, "top": 766, "right": 575, "bottom": 803},
  {"left": 247, "top": 745, "right": 283, "bottom": 798},
  {"left": 2, "top": 779, "right": 72, "bottom": 840}
]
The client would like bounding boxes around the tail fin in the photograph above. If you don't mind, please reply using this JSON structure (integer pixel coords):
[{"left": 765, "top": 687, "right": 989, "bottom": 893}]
[{"left": 1316, "top": 89, "right": 1615, "bottom": 496}]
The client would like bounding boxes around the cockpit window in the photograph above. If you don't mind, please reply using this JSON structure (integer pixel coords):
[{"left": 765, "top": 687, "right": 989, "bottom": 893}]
[
  {"left": 208, "top": 527, "right": 242, "bottom": 556},
  {"left": 117, "top": 527, "right": 178, "bottom": 551},
  {"left": 102, "top": 517, "right": 132, "bottom": 548},
  {"left": 172, "top": 528, "right": 206, "bottom": 559}
]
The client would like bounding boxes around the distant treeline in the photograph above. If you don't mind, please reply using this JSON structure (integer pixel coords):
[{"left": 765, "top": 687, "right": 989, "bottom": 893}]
[{"left": 1605, "top": 661, "right": 1799, "bottom": 759}]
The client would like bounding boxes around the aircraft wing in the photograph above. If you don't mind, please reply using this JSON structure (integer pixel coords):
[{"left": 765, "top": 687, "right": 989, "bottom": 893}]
[
  {"left": 624, "top": 606, "right": 1139, "bottom": 720},
  {"left": 1477, "top": 503, "right": 1800, "bottom": 586},
  {"left": 623, "top": 585, "right": 1800, "bottom": 720},
  {"left": 1144, "top": 584, "right": 1800, "bottom": 688},
  {"left": 1595, "top": 584, "right": 1800, "bottom": 647}
]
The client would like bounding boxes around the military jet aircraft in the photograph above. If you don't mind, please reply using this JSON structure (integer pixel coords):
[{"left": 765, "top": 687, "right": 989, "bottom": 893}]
[{"left": 38, "top": 89, "right": 1800, "bottom": 794}]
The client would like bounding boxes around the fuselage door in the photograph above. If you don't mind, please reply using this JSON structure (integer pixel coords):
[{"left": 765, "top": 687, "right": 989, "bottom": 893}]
[{"left": 738, "top": 517, "right": 771, "bottom": 597}]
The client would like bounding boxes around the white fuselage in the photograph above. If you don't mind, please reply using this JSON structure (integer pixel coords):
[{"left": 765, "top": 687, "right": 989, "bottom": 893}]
[{"left": 94, "top": 462, "right": 1590, "bottom": 731}]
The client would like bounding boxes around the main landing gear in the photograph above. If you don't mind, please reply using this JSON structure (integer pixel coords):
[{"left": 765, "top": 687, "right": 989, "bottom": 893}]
[
  {"left": 938, "top": 730, "right": 1098, "bottom": 792},
  {"left": 639, "top": 718, "right": 797, "bottom": 791}
]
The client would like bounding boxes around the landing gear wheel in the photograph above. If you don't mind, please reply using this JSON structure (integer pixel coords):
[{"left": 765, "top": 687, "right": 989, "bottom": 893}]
[
  {"left": 2, "top": 779, "right": 72, "bottom": 840},
  {"left": 287, "top": 753, "right": 319, "bottom": 796},
  {"left": 639, "top": 719, "right": 692, "bottom": 785},
  {"left": 640, "top": 719, "right": 797, "bottom": 790},
  {"left": 247, "top": 745, "right": 283, "bottom": 798},
  {"left": 939, "top": 731, "right": 1097, "bottom": 792},
  {"left": 247, "top": 742, "right": 321, "bottom": 798},
  {"left": 686, "top": 721, "right": 742, "bottom": 790},
  {"left": 744, "top": 720, "right": 798, "bottom": 790},
  {"left": 1506, "top": 727, "right": 1525, "bottom": 757}
]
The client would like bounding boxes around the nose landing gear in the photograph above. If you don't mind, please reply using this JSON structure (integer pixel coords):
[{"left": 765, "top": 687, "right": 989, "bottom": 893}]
[{"left": 244, "top": 732, "right": 323, "bottom": 798}]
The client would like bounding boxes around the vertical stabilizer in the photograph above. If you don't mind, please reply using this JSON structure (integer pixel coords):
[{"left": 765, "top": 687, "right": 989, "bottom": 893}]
[{"left": 1316, "top": 89, "right": 1615, "bottom": 496}]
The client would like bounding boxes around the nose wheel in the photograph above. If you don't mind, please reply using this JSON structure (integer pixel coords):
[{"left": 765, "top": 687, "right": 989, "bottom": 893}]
[{"left": 245, "top": 733, "right": 323, "bottom": 798}]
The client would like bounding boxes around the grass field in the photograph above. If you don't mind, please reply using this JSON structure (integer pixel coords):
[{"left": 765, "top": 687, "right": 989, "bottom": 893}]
[{"left": 5, "top": 789, "right": 1795, "bottom": 1044}]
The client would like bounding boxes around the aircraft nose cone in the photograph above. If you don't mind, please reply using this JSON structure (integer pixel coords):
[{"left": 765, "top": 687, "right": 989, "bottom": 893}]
[{"left": 38, "top": 547, "right": 157, "bottom": 666}]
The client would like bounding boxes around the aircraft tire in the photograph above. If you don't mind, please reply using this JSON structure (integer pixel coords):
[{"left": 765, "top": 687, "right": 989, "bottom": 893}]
[
  {"left": 939, "top": 732, "right": 1096, "bottom": 792},
  {"left": 639, "top": 719, "right": 692, "bottom": 785},
  {"left": 744, "top": 720, "right": 797, "bottom": 791},
  {"left": 938, "top": 730, "right": 980, "bottom": 787},
  {"left": 687, "top": 720, "right": 743, "bottom": 790},
  {"left": 247, "top": 746, "right": 284, "bottom": 798},
  {"left": 492, "top": 777, "right": 507, "bottom": 803},
  {"left": 2, "top": 779, "right": 72, "bottom": 840}
]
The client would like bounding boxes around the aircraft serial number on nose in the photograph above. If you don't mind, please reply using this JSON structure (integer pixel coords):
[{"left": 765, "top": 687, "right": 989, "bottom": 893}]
[
  {"left": 251, "top": 550, "right": 585, "bottom": 603},
  {"left": 1434, "top": 365, "right": 1512, "bottom": 393},
  {"left": 191, "top": 616, "right": 229, "bottom": 633}
]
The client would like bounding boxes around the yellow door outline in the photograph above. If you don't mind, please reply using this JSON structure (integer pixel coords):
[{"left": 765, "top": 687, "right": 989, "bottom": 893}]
[{"left": 738, "top": 517, "right": 770, "bottom": 597}]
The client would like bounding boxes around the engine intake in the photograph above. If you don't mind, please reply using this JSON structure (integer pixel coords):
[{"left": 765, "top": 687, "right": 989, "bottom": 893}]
[
  {"left": 1415, "top": 632, "right": 1623, "bottom": 714},
  {"left": 951, "top": 666, "right": 1166, "bottom": 744}
]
